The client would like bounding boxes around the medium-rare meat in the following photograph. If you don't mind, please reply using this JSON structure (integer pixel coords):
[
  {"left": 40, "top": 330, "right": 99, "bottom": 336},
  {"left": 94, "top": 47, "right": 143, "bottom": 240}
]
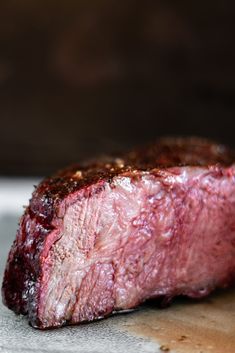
[{"left": 2, "top": 137, "right": 235, "bottom": 329}]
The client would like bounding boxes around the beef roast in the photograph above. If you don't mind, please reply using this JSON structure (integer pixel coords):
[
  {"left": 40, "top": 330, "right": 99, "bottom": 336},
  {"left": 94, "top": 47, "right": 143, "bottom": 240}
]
[{"left": 2, "top": 137, "right": 235, "bottom": 329}]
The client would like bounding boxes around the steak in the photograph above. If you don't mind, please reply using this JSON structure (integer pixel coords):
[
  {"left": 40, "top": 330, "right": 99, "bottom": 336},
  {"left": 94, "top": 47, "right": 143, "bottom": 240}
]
[{"left": 2, "top": 137, "right": 235, "bottom": 329}]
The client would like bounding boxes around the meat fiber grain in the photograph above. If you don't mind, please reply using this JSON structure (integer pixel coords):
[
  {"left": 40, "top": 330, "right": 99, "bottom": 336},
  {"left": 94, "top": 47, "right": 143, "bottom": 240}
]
[{"left": 2, "top": 137, "right": 235, "bottom": 329}]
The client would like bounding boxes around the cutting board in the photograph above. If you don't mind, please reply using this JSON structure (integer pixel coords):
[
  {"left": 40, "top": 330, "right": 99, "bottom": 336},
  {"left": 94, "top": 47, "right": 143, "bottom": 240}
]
[{"left": 1, "top": 215, "right": 235, "bottom": 353}]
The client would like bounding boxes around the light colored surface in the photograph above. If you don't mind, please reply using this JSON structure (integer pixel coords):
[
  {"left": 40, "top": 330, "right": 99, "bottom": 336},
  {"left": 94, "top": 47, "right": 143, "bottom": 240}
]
[
  {"left": 0, "top": 179, "right": 235, "bottom": 353},
  {"left": 0, "top": 178, "right": 39, "bottom": 214}
]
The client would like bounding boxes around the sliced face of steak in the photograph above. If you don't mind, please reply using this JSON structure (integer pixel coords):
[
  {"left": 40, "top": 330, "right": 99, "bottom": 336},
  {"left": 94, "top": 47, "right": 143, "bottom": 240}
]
[{"left": 2, "top": 137, "right": 235, "bottom": 329}]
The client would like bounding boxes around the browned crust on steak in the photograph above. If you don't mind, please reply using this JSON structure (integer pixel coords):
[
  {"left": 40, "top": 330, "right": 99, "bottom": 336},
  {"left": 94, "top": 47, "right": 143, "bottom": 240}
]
[{"left": 30, "top": 137, "right": 235, "bottom": 224}]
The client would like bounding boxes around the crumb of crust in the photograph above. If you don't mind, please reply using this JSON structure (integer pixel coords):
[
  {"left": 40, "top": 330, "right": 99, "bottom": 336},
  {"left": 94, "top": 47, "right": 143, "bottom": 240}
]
[
  {"left": 115, "top": 158, "right": 125, "bottom": 168},
  {"left": 160, "top": 345, "right": 170, "bottom": 352},
  {"left": 74, "top": 171, "right": 83, "bottom": 179},
  {"left": 178, "top": 335, "right": 188, "bottom": 341}
]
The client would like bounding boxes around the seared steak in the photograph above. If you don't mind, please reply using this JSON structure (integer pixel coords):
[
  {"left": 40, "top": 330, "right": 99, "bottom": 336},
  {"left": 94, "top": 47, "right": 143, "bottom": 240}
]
[{"left": 2, "top": 137, "right": 235, "bottom": 329}]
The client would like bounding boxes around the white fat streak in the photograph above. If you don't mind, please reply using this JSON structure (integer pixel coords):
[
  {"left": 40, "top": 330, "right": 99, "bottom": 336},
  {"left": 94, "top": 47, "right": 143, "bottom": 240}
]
[{"left": 113, "top": 177, "right": 134, "bottom": 192}]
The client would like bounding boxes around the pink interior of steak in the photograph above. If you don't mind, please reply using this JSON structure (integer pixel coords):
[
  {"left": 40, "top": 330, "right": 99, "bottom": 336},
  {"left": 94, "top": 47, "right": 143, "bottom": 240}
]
[{"left": 37, "top": 167, "right": 235, "bottom": 328}]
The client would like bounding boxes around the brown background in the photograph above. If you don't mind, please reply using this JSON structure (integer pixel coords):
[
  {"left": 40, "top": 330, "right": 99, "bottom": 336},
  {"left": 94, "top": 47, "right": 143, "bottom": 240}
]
[{"left": 0, "top": 1, "right": 235, "bottom": 176}]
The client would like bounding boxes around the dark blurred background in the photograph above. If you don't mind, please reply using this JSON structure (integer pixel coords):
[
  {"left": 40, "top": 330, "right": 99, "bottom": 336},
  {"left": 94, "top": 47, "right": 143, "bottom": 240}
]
[{"left": 0, "top": 0, "right": 235, "bottom": 176}]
